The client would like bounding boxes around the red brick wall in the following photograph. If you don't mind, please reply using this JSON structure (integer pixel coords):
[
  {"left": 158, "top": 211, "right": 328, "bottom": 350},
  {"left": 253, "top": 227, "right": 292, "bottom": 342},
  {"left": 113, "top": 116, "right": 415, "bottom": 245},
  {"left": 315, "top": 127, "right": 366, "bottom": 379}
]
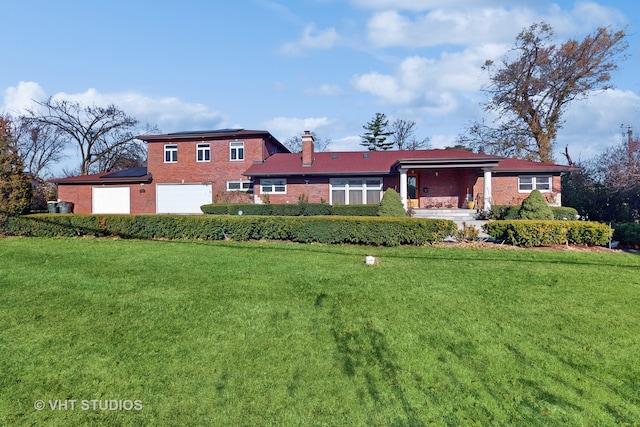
[
  {"left": 256, "top": 177, "right": 330, "bottom": 204},
  {"left": 147, "top": 137, "right": 268, "bottom": 196},
  {"left": 57, "top": 185, "right": 92, "bottom": 214},
  {"left": 476, "top": 174, "right": 562, "bottom": 206},
  {"left": 57, "top": 183, "right": 156, "bottom": 214}
]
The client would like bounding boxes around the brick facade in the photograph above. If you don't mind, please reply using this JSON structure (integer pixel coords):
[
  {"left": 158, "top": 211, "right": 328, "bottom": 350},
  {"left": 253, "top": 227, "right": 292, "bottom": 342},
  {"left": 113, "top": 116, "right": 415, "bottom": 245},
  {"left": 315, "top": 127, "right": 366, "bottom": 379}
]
[{"left": 52, "top": 129, "right": 570, "bottom": 214}]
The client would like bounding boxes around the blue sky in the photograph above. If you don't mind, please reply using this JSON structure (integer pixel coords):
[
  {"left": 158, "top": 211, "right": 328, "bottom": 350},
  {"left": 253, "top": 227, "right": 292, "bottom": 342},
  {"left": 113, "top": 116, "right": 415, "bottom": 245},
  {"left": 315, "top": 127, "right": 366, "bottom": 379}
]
[{"left": 2, "top": 0, "right": 639, "bottom": 175}]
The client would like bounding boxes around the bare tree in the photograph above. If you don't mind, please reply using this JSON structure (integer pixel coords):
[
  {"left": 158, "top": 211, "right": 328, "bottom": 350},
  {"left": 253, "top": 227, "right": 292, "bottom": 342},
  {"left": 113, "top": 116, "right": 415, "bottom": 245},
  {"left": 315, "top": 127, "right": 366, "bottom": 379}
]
[
  {"left": 284, "top": 132, "right": 332, "bottom": 153},
  {"left": 391, "top": 119, "right": 431, "bottom": 150},
  {"left": 26, "top": 97, "right": 153, "bottom": 175},
  {"left": 462, "top": 23, "right": 627, "bottom": 163},
  {"left": 10, "top": 115, "right": 67, "bottom": 179}
]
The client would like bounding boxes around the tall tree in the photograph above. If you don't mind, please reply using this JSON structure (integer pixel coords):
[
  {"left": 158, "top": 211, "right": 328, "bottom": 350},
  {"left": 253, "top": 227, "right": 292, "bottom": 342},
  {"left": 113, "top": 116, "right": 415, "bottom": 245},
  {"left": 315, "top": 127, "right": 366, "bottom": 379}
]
[
  {"left": 361, "top": 113, "right": 393, "bottom": 151},
  {"left": 391, "top": 119, "right": 431, "bottom": 150},
  {"left": 10, "top": 115, "right": 66, "bottom": 179},
  {"left": 283, "top": 132, "right": 332, "bottom": 153},
  {"left": 0, "top": 117, "right": 32, "bottom": 216},
  {"left": 461, "top": 23, "right": 627, "bottom": 163},
  {"left": 26, "top": 97, "right": 152, "bottom": 175}
]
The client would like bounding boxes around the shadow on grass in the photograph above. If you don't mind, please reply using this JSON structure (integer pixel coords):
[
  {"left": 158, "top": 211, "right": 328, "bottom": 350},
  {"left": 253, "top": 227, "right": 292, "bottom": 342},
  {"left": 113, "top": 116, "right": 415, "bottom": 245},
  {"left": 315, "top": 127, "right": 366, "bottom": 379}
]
[{"left": 318, "top": 294, "right": 425, "bottom": 426}]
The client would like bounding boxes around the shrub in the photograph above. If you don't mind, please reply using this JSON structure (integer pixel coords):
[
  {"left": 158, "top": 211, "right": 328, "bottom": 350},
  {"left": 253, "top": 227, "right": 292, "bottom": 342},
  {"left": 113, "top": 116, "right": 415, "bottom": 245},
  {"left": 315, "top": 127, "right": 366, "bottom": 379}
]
[
  {"left": 551, "top": 206, "right": 579, "bottom": 220},
  {"left": 483, "top": 220, "right": 612, "bottom": 247},
  {"left": 612, "top": 223, "right": 640, "bottom": 247},
  {"left": 1, "top": 214, "right": 456, "bottom": 247},
  {"left": 331, "top": 205, "right": 379, "bottom": 216},
  {"left": 377, "top": 188, "right": 406, "bottom": 217},
  {"left": 518, "top": 190, "right": 553, "bottom": 220}
]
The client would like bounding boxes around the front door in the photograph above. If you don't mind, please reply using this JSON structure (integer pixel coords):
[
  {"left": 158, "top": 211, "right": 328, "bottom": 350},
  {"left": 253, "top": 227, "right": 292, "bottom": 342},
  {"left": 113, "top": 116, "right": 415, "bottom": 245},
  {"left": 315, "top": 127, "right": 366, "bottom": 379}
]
[{"left": 408, "top": 174, "right": 419, "bottom": 208}]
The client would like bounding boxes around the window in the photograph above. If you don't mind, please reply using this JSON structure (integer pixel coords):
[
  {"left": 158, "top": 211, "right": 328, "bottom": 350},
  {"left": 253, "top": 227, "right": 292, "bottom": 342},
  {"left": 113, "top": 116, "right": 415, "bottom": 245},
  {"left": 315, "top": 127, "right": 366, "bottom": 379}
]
[
  {"left": 230, "top": 141, "right": 244, "bottom": 161},
  {"left": 260, "top": 179, "right": 286, "bottom": 194},
  {"left": 197, "top": 143, "right": 210, "bottom": 162},
  {"left": 519, "top": 175, "right": 552, "bottom": 192},
  {"left": 164, "top": 144, "right": 178, "bottom": 163},
  {"left": 330, "top": 178, "right": 382, "bottom": 205},
  {"left": 227, "top": 180, "right": 252, "bottom": 192}
]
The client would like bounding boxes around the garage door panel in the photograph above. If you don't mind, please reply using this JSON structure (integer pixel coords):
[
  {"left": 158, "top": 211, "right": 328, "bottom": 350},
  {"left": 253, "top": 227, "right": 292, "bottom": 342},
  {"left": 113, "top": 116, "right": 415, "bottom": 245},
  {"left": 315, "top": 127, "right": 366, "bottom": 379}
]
[
  {"left": 156, "top": 184, "right": 212, "bottom": 214},
  {"left": 92, "top": 187, "right": 130, "bottom": 214}
]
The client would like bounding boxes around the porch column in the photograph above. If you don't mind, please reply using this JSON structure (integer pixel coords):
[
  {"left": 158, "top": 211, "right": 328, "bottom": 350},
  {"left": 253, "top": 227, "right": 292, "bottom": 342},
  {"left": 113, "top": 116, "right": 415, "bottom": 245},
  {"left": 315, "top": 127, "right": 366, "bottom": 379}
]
[
  {"left": 483, "top": 167, "right": 493, "bottom": 212},
  {"left": 399, "top": 168, "right": 408, "bottom": 210}
]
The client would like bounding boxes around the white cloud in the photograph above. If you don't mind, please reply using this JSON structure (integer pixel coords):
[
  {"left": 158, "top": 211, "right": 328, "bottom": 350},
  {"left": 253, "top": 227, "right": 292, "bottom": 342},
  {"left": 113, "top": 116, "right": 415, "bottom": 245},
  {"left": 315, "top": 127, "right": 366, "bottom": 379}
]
[
  {"left": 366, "top": 7, "right": 537, "bottom": 48},
  {"left": 1, "top": 82, "right": 226, "bottom": 133},
  {"left": 304, "top": 83, "right": 342, "bottom": 97},
  {"left": 280, "top": 24, "right": 339, "bottom": 55},
  {"left": 263, "top": 116, "right": 332, "bottom": 141},
  {"left": 2, "top": 81, "right": 47, "bottom": 113}
]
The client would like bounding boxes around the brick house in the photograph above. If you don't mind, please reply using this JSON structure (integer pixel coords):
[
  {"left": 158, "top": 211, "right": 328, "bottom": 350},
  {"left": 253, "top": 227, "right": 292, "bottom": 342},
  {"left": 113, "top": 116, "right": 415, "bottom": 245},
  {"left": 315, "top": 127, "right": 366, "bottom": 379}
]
[{"left": 52, "top": 129, "right": 572, "bottom": 214}]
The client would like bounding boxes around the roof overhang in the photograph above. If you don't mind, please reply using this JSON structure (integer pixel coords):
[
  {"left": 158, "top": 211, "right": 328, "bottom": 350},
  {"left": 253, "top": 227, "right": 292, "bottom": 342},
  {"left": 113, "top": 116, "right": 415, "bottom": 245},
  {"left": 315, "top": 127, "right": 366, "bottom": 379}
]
[
  {"left": 51, "top": 175, "right": 153, "bottom": 185},
  {"left": 394, "top": 157, "right": 503, "bottom": 169}
]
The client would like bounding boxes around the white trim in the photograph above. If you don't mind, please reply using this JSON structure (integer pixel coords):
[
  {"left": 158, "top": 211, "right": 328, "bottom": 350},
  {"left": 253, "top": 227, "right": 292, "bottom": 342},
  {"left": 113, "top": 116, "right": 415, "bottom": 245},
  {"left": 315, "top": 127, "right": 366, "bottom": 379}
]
[
  {"left": 196, "top": 143, "right": 210, "bottom": 162},
  {"left": 518, "top": 175, "right": 552, "bottom": 193},
  {"left": 226, "top": 180, "right": 252, "bottom": 191},
  {"left": 230, "top": 141, "right": 244, "bottom": 161},
  {"left": 260, "top": 179, "right": 286, "bottom": 194},
  {"left": 164, "top": 144, "right": 178, "bottom": 163},
  {"left": 330, "top": 177, "right": 383, "bottom": 205}
]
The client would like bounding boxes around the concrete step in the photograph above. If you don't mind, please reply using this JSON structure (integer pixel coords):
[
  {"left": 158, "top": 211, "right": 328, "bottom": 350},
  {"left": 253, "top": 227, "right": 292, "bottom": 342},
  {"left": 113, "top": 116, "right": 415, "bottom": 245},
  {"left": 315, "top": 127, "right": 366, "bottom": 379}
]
[{"left": 411, "top": 209, "right": 478, "bottom": 221}]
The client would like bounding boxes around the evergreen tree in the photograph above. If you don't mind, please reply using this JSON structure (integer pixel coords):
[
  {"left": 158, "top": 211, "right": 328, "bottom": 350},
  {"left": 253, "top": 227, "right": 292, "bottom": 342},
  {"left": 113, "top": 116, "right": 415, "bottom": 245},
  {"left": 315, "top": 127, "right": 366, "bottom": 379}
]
[
  {"left": 378, "top": 188, "right": 406, "bottom": 217},
  {"left": 0, "top": 117, "right": 32, "bottom": 217},
  {"left": 361, "top": 113, "right": 393, "bottom": 151},
  {"left": 518, "top": 189, "right": 553, "bottom": 220}
]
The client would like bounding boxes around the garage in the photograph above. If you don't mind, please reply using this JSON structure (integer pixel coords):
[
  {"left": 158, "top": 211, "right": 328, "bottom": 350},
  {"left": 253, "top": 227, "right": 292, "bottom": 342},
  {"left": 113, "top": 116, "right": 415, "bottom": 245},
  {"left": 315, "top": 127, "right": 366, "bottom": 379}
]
[
  {"left": 92, "top": 186, "right": 131, "bottom": 214},
  {"left": 156, "top": 183, "right": 212, "bottom": 214}
]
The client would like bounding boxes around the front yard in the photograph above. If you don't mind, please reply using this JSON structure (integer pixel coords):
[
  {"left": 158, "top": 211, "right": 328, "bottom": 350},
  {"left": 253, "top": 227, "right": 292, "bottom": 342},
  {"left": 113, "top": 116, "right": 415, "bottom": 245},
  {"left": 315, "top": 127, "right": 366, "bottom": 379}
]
[{"left": 1, "top": 238, "right": 639, "bottom": 425}]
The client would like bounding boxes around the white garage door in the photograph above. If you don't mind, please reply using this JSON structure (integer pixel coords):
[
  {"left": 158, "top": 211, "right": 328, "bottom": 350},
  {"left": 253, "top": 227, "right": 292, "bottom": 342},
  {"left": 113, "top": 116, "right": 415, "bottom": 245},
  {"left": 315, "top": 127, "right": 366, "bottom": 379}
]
[
  {"left": 156, "top": 183, "right": 212, "bottom": 214},
  {"left": 92, "top": 186, "right": 130, "bottom": 214}
]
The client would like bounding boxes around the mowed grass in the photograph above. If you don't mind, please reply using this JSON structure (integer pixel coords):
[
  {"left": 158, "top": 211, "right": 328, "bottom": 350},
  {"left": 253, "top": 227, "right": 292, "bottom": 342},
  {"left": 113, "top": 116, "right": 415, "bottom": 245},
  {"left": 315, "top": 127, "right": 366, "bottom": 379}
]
[{"left": 1, "top": 237, "right": 639, "bottom": 426}]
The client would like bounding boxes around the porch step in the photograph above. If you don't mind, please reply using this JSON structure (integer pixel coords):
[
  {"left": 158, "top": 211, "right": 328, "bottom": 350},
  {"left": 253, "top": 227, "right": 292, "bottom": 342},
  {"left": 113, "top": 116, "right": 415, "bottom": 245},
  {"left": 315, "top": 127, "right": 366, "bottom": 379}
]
[{"left": 411, "top": 208, "right": 478, "bottom": 221}]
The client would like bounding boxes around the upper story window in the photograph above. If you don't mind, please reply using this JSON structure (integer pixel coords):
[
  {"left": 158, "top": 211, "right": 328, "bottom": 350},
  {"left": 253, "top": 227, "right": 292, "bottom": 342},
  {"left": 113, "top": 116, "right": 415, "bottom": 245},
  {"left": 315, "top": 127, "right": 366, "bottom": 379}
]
[
  {"left": 197, "top": 143, "right": 210, "bottom": 162},
  {"left": 519, "top": 175, "right": 551, "bottom": 192},
  {"left": 164, "top": 144, "right": 178, "bottom": 163},
  {"left": 230, "top": 141, "right": 244, "bottom": 161}
]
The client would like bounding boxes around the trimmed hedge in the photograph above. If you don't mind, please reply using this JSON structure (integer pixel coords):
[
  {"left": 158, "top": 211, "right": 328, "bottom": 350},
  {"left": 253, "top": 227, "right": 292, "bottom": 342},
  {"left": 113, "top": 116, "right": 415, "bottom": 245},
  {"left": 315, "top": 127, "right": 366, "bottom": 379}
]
[
  {"left": 488, "top": 205, "right": 579, "bottom": 221},
  {"left": 2, "top": 214, "right": 456, "bottom": 247},
  {"left": 330, "top": 205, "right": 379, "bottom": 216},
  {"left": 201, "top": 203, "right": 378, "bottom": 217},
  {"left": 483, "top": 220, "right": 612, "bottom": 247}
]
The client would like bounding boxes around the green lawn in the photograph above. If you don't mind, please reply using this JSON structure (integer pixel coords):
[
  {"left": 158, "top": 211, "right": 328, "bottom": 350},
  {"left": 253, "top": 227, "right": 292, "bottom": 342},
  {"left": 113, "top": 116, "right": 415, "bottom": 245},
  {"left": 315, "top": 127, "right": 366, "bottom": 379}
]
[{"left": 1, "top": 237, "right": 639, "bottom": 426}]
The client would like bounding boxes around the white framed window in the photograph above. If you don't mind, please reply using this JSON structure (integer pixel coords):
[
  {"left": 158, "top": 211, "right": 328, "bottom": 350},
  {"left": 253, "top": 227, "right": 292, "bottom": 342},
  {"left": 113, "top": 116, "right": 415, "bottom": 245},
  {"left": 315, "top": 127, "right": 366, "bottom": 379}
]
[
  {"left": 230, "top": 141, "right": 244, "bottom": 161},
  {"left": 330, "top": 178, "right": 382, "bottom": 205},
  {"left": 197, "top": 143, "right": 210, "bottom": 162},
  {"left": 519, "top": 175, "right": 552, "bottom": 192},
  {"left": 260, "top": 179, "right": 286, "bottom": 194},
  {"left": 227, "top": 180, "right": 252, "bottom": 192},
  {"left": 164, "top": 144, "right": 178, "bottom": 163}
]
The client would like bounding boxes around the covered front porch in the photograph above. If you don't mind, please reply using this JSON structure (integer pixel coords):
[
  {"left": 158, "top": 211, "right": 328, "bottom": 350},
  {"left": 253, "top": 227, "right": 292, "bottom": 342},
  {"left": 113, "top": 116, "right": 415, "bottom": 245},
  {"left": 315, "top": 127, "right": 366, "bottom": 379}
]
[{"left": 393, "top": 157, "right": 503, "bottom": 212}]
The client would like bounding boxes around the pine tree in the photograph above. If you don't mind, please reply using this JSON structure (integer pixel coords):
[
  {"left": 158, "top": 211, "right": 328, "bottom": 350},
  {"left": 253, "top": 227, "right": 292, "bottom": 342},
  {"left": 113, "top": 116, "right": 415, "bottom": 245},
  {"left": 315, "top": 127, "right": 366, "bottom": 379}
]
[
  {"left": 378, "top": 188, "right": 406, "bottom": 217},
  {"left": 0, "top": 117, "right": 32, "bottom": 217},
  {"left": 518, "top": 189, "right": 553, "bottom": 220},
  {"left": 361, "top": 113, "right": 393, "bottom": 151}
]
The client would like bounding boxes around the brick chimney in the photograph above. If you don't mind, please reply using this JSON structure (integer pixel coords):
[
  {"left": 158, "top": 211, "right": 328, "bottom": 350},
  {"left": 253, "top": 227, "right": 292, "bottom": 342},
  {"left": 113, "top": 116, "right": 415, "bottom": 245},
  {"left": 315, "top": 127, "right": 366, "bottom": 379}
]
[{"left": 302, "top": 130, "right": 314, "bottom": 167}]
